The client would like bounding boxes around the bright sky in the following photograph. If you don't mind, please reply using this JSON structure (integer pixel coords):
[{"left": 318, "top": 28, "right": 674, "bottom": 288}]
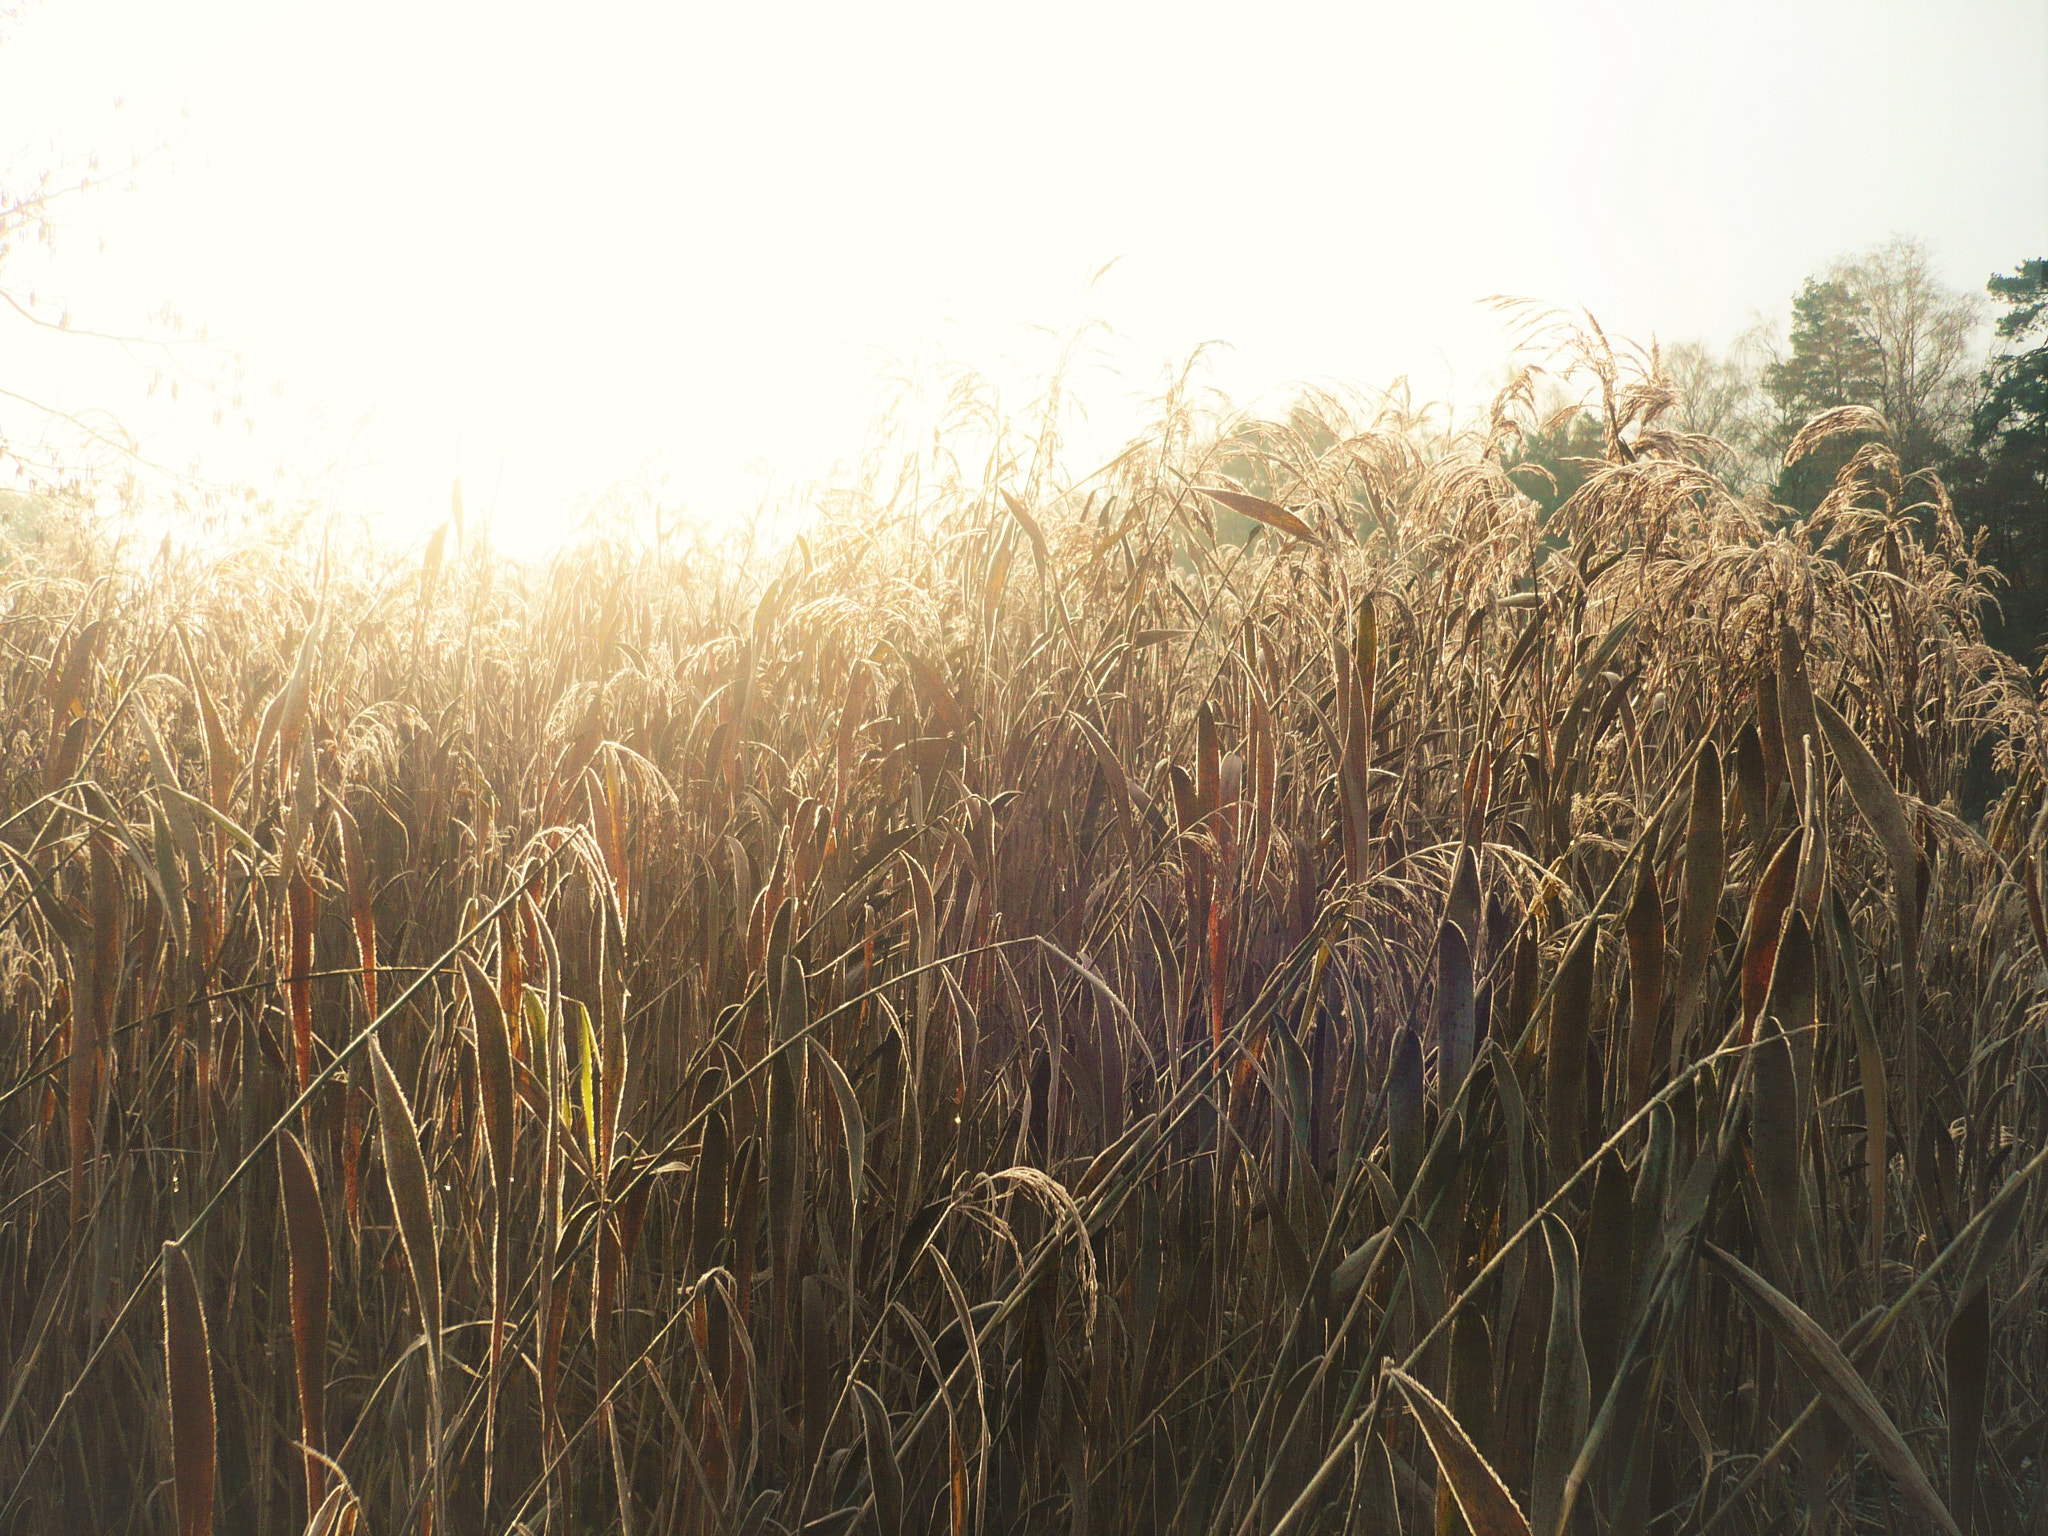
[{"left": 1, "top": 0, "right": 2044, "bottom": 550}]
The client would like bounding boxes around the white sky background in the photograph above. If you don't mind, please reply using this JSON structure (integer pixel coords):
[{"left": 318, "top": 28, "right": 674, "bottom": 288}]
[{"left": 1, "top": 0, "right": 2044, "bottom": 551}]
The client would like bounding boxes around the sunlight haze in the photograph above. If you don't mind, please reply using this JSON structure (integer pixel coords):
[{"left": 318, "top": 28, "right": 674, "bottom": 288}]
[{"left": 1, "top": 0, "right": 2043, "bottom": 548}]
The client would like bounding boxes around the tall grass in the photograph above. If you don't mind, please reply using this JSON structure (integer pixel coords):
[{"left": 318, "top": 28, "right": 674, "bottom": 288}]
[{"left": 1, "top": 324, "right": 2045, "bottom": 1534}]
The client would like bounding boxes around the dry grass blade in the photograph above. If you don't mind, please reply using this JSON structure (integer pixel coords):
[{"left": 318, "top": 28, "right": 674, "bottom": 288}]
[
  {"left": 287, "top": 870, "right": 318, "bottom": 1115},
  {"left": 1391, "top": 1024, "right": 1424, "bottom": 1194},
  {"left": 1703, "top": 1243, "right": 1959, "bottom": 1536},
  {"left": 854, "top": 1378, "right": 905, "bottom": 1536},
  {"left": 950, "top": 1419, "right": 969, "bottom": 1536},
  {"left": 1813, "top": 693, "right": 1922, "bottom": 1108},
  {"left": 1845, "top": 939, "right": 1891, "bottom": 1276},
  {"left": 1672, "top": 744, "right": 1724, "bottom": 1063},
  {"left": 460, "top": 952, "right": 514, "bottom": 1508},
  {"left": 1624, "top": 858, "right": 1665, "bottom": 1113},
  {"left": 768, "top": 952, "right": 808, "bottom": 1386},
  {"left": 368, "top": 1042, "right": 441, "bottom": 1345},
  {"left": 1763, "top": 905, "right": 1818, "bottom": 1115},
  {"left": 1436, "top": 918, "right": 1475, "bottom": 1103},
  {"left": 1750, "top": 1014, "right": 1801, "bottom": 1282},
  {"left": 1811, "top": 694, "right": 1918, "bottom": 903},
  {"left": 305, "top": 1483, "right": 363, "bottom": 1536},
  {"left": 1794, "top": 749, "right": 1828, "bottom": 921},
  {"left": 811, "top": 1036, "right": 866, "bottom": 1209},
  {"left": 1943, "top": 1161, "right": 2033, "bottom": 1534},
  {"left": 1580, "top": 1149, "right": 1632, "bottom": 1406},
  {"left": 334, "top": 805, "right": 377, "bottom": 1019},
  {"left": 161, "top": 1240, "right": 215, "bottom": 1536},
  {"left": 462, "top": 954, "right": 515, "bottom": 1206},
  {"left": 1533, "top": 1213, "right": 1590, "bottom": 1536},
  {"left": 1545, "top": 927, "right": 1595, "bottom": 1188},
  {"left": 70, "top": 834, "right": 123, "bottom": 1224},
  {"left": 367, "top": 1039, "right": 445, "bottom": 1533},
  {"left": 1945, "top": 1288, "right": 1988, "bottom": 1536},
  {"left": 1776, "top": 622, "right": 1820, "bottom": 814},
  {"left": 801, "top": 1273, "right": 832, "bottom": 1480},
  {"left": 278, "top": 1131, "right": 330, "bottom": 1516},
  {"left": 1197, "top": 485, "right": 1322, "bottom": 544},
  {"left": 1739, "top": 832, "right": 1801, "bottom": 1041},
  {"left": 1387, "top": 1365, "right": 1531, "bottom": 1536}
]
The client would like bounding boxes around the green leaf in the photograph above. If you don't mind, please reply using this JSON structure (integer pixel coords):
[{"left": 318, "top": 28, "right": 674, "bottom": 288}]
[{"left": 574, "top": 1000, "right": 598, "bottom": 1170}]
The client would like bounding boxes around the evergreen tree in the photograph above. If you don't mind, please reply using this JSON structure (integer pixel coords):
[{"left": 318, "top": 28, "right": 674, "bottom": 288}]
[
  {"left": 1763, "top": 242, "right": 1982, "bottom": 512},
  {"left": 1954, "top": 259, "right": 2048, "bottom": 658},
  {"left": 1765, "top": 278, "right": 1887, "bottom": 510}
]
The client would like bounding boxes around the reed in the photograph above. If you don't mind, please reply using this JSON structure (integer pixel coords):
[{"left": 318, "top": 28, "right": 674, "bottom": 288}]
[{"left": 0, "top": 322, "right": 2043, "bottom": 1533}]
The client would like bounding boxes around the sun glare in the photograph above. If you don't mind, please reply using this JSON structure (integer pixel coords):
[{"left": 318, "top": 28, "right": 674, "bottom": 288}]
[{"left": 2, "top": 0, "right": 2035, "bottom": 553}]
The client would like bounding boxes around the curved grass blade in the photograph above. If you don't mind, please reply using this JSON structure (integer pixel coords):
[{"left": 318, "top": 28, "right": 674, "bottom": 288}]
[
  {"left": 1945, "top": 1288, "right": 1987, "bottom": 1536},
  {"left": 1703, "top": 1242, "right": 1959, "bottom": 1536},
  {"left": 162, "top": 1240, "right": 215, "bottom": 1536},
  {"left": 1739, "top": 831, "right": 1801, "bottom": 1042},
  {"left": 1387, "top": 1365, "right": 1531, "bottom": 1536},
  {"left": 1437, "top": 918, "right": 1476, "bottom": 1105},
  {"left": 461, "top": 952, "right": 514, "bottom": 1513},
  {"left": 1544, "top": 926, "right": 1595, "bottom": 1188},
  {"left": 1623, "top": 860, "right": 1664, "bottom": 1114},
  {"left": 1813, "top": 695, "right": 1921, "bottom": 1099},
  {"left": 1533, "top": 1213, "right": 1590, "bottom": 1536},
  {"left": 1672, "top": 743, "right": 1725, "bottom": 1063},
  {"left": 368, "top": 1040, "right": 444, "bottom": 1536},
  {"left": 278, "top": 1132, "right": 330, "bottom": 1516},
  {"left": 1198, "top": 484, "right": 1322, "bottom": 544},
  {"left": 854, "top": 1378, "right": 905, "bottom": 1536}
]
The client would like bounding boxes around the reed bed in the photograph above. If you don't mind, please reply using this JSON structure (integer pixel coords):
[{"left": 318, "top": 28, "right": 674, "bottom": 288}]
[{"left": 2, "top": 328, "right": 2045, "bottom": 1535}]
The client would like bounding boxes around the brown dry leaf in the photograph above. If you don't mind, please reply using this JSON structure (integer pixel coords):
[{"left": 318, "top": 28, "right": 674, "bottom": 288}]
[
  {"left": 287, "top": 871, "right": 318, "bottom": 1108},
  {"left": 177, "top": 627, "right": 240, "bottom": 810},
  {"left": 1813, "top": 693, "right": 1923, "bottom": 1107},
  {"left": 1247, "top": 679, "right": 1277, "bottom": 893},
  {"left": 802, "top": 1273, "right": 833, "bottom": 1477},
  {"left": 1739, "top": 831, "right": 1802, "bottom": 1042},
  {"left": 461, "top": 952, "right": 514, "bottom": 1504},
  {"left": 45, "top": 615, "right": 104, "bottom": 727},
  {"left": 1198, "top": 484, "right": 1322, "bottom": 544},
  {"left": 1750, "top": 1013, "right": 1802, "bottom": 1281},
  {"left": 1390, "top": 1025, "right": 1425, "bottom": 1194}
]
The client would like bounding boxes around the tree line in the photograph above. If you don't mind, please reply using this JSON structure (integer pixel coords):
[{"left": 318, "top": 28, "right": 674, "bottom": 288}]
[{"left": 1512, "top": 238, "right": 2048, "bottom": 661}]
